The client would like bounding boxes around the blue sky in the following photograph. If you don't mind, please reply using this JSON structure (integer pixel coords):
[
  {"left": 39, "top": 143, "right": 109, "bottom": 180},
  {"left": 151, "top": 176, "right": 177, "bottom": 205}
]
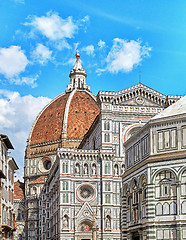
[{"left": 0, "top": 0, "right": 186, "bottom": 179}]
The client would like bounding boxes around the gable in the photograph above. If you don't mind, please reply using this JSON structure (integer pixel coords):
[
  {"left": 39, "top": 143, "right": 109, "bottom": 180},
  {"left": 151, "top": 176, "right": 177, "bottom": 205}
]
[{"left": 121, "top": 96, "right": 162, "bottom": 107}]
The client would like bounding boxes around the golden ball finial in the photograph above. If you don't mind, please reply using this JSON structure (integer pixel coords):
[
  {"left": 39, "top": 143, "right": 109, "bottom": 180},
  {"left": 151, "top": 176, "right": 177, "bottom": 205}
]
[{"left": 76, "top": 50, "right": 80, "bottom": 59}]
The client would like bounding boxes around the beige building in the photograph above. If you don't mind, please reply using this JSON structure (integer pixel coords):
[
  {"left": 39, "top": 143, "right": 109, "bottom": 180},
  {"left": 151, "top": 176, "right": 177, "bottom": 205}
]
[{"left": 0, "top": 134, "right": 18, "bottom": 240}]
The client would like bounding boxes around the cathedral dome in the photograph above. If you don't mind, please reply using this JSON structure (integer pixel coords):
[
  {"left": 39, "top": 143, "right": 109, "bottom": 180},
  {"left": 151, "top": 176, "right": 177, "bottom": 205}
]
[{"left": 28, "top": 54, "right": 100, "bottom": 147}]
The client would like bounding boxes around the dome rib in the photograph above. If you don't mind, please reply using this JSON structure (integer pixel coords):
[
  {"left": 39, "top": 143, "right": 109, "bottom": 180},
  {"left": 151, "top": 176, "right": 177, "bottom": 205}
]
[{"left": 67, "top": 91, "right": 100, "bottom": 139}]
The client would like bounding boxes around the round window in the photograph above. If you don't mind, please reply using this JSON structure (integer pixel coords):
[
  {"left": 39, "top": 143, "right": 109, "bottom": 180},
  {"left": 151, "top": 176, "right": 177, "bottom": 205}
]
[
  {"left": 43, "top": 160, "right": 51, "bottom": 170},
  {"left": 38, "top": 157, "right": 52, "bottom": 173},
  {"left": 76, "top": 184, "right": 96, "bottom": 202},
  {"left": 80, "top": 187, "right": 92, "bottom": 199}
]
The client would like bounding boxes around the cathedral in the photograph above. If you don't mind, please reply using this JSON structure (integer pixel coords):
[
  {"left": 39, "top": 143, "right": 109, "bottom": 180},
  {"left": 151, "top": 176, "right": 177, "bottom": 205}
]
[{"left": 20, "top": 52, "right": 186, "bottom": 240}]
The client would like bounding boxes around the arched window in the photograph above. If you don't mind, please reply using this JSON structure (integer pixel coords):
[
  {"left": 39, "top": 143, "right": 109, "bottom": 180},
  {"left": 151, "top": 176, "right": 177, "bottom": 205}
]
[
  {"left": 104, "top": 133, "right": 107, "bottom": 142},
  {"left": 75, "top": 163, "right": 80, "bottom": 174},
  {"left": 104, "top": 121, "right": 107, "bottom": 130},
  {"left": 132, "top": 180, "right": 138, "bottom": 205},
  {"left": 104, "top": 133, "right": 110, "bottom": 142},
  {"left": 63, "top": 193, "right": 68, "bottom": 203},
  {"left": 62, "top": 162, "right": 68, "bottom": 173},
  {"left": 105, "top": 163, "right": 110, "bottom": 174},
  {"left": 78, "top": 78, "right": 80, "bottom": 88},
  {"left": 17, "top": 209, "right": 21, "bottom": 221},
  {"left": 155, "top": 170, "right": 176, "bottom": 199},
  {"left": 140, "top": 177, "right": 147, "bottom": 201},
  {"left": 107, "top": 121, "right": 110, "bottom": 130},
  {"left": 33, "top": 187, "right": 37, "bottom": 195},
  {"left": 63, "top": 182, "right": 68, "bottom": 191},
  {"left": 62, "top": 162, "right": 65, "bottom": 173},
  {"left": 181, "top": 170, "right": 186, "bottom": 196},
  {"left": 92, "top": 163, "right": 96, "bottom": 175},
  {"left": 84, "top": 163, "right": 88, "bottom": 175},
  {"left": 131, "top": 179, "right": 138, "bottom": 223},
  {"left": 121, "top": 164, "right": 125, "bottom": 174},
  {"left": 105, "top": 183, "right": 111, "bottom": 191},
  {"left": 105, "top": 194, "right": 111, "bottom": 203},
  {"left": 114, "top": 164, "right": 119, "bottom": 176},
  {"left": 108, "top": 133, "right": 109, "bottom": 142}
]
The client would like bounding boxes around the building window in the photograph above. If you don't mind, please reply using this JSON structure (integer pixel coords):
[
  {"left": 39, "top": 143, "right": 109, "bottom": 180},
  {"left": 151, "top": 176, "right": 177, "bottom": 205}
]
[
  {"left": 63, "top": 182, "right": 68, "bottom": 191},
  {"left": 114, "top": 164, "right": 119, "bottom": 176},
  {"left": 62, "top": 162, "right": 68, "bottom": 173},
  {"left": 17, "top": 210, "right": 21, "bottom": 221},
  {"left": 62, "top": 193, "right": 69, "bottom": 203},
  {"left": 104, "top": 121, "right": 110, "bottom": 130},
  {"left": 105, "top": 194, "right": 111, "bottom": 203},
  {"left": 105, "top": 163, "right": 110, "bottom": 174},
  {"left": 160, "top": 182, "right": 171, "bottom": 198},
  {"left": 104, "top": 133, "right": 110, "bottom": 142},
  {"left": 75, "top": 163, "right": 80, "bottom": 174},
  {"left": 105, "top": 183, "right": 111, "bottom": 191},
  {"left": 83, "top": 163, "right": 89, "bottom": 175}
]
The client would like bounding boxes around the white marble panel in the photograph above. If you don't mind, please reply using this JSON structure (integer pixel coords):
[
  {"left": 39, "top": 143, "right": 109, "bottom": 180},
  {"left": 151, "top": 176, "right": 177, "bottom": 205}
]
[
  {"left": 158, "top": 132, "right": 163, "bottom": 150},
  {"left": 183, "top": 229, "right": 186, "bottom": 238},
  {"left": 182, "top": 127, "right": 186, "bottom": 147},
  {"left": 170, "top": 202, "right": 177, "bottom": 215},
  {"left": 157, "top": 229, "right": 163, "bottom": 239},
  {"left": 171, "top": 129, "right": 177, "bottom": 148},
  {"left": 156, "top": 203, "right": 162, "bottom": 215},
  {"left": 181, "top": 201, "right": 186, "bottom": 214},
  {"left": 163, "top": 202, "right": 169, "bottom": 215},
  {"left": 164, "top": 130, "right": 170, "bottom": 149},
  {"left": 164, "top": 229, "right": 169, "bottom": 238}
]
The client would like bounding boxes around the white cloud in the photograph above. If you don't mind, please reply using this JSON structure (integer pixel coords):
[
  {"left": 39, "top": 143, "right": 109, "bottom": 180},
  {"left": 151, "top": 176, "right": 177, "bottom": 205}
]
[
  {"left": 26, "top": 11, "right": 78, "bottom": 41},
  {"left": 80, "top": 15, "right": 90, "bottom": 23},
  {"left": 10, "top": 75, "right": 38, "bottom": 88},
  {"left": 0, "top": 90, "right": 51, "bottom": 180},
  {"left": 54, "top": 39, "right": 72, "bottom": 51},
  {"left": 106, "top": 38, "right": 151, "bottom": 73},
  {"left": 32, "top": 43, "right": 53, "bottom": 64},
  {"left": 0, "top": 46, "right": 29, "bottom": 78},
  {"left": 66, "top": 58, "right": 76, "bottom": 66},
  {"left": 98, "top": 40, "right": 106, "bottom": 48},
  {"left": 81, "top": 45, "right": 95, "bottom": 56}
]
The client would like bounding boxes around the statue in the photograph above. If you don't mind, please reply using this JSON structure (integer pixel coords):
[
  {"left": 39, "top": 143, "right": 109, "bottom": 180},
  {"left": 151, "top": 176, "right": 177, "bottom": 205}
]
[
  {"left": 63, "top": 215, "right": 68, "bottom": 228},
  {"left": 106, "top": 216, "right": 111, "bottom": 229}
]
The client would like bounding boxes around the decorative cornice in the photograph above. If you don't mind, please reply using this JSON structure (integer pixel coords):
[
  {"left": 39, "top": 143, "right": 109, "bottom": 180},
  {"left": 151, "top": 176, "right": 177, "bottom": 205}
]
[
  {"left": 57, "top": 148, "right": 114, "bottom": 161},
  {"left": 97, "top": 83, "right": 182, "bottom": 107}
]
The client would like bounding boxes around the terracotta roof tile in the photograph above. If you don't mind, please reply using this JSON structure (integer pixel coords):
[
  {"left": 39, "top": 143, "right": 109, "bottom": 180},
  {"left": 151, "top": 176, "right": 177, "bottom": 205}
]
[
  {"left": 67, "top": 91, "right": 100, "bottom": 139},
  {"left": 31, "top": 93, "right": 70, "bottom": 145},
  {"left": 30, "top": 90, "right": 99, "bottom": 145},
  {"left": 30, "top": 176, "right": 46, "bottom": 184},
  {"left": 14, "top": 181, "right": 25, "bottom": 199}
]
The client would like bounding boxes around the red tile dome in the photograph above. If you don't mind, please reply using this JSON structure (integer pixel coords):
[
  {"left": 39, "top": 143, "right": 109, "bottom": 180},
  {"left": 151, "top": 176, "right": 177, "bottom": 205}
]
[{"left": 29, "top": 90, "right": 99, "bottom": 146}]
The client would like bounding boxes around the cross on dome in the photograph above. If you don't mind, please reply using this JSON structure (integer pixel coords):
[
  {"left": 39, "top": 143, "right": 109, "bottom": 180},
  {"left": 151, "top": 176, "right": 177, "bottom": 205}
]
[{"left": 66, "top": 52, "right": 90, "bottom": 92}]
